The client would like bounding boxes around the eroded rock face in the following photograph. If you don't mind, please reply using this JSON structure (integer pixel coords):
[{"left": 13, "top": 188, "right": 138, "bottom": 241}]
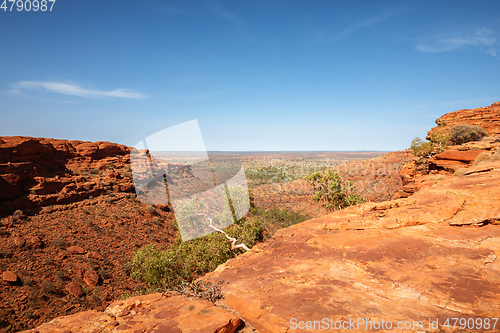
[
  {"left": 395, "top": 135, "right": 499, "bottom": 198},
  {"left": 203, "top": 162, "right": 500, "bottom": 332},
  {"left": 24, "top": 160, "right": 500, "bottom": 333},
  {"left": 0, "top": 136, "right": 134, "bottom": 214},
  {"left": 427, "top": 101, "right": 500, "bottom": 138}
]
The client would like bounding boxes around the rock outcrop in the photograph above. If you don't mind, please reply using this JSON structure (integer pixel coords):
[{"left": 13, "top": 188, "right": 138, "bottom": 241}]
[
  {"left": 427, "top": 101, "right": 500, "bottom": 138},
  {"left": 23, "top": 294, "right": 241, "bottom": 333},
  {"left": 0, "top": 136, "right": 134, "bottom": 214},
  {"left": 393, "top": 134, "right": 500, "bottom": 200},
  {"left": 22, "top": 156, "right": 500, "bottom": 332}
]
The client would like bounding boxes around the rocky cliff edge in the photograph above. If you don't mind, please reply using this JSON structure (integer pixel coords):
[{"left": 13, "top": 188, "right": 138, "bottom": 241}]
[{"left": 23, "top": 146, "right": 500, "bottom": 332}]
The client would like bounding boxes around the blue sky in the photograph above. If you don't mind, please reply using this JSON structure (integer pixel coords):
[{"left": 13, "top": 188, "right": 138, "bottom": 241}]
[{"left": 1, "top": 0, "right": 499, "bottom": 151}]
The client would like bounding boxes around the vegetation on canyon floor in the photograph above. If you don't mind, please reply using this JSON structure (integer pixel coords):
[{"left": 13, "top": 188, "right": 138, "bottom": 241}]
[
  {"left": 129, "top": 193, "right": 311, "bottom": 292},
  {"left": 305, "top": 169, "right": 366, "bottom": 211}
]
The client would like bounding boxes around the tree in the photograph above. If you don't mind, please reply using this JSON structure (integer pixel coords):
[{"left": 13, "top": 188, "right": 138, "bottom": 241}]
[
  {"left": 410, "top": 137, "right": 434, "bottom": 158},
  {"left": 305, "top": 169, "right": 365, "bottom": 211}
]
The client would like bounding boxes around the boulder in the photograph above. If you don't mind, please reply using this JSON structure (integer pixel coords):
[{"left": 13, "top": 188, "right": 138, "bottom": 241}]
[
  {"left": 83, "top": 270, "right": 100, "bottom": 287},
  {"left": 434, "top": 149, "right": 487, "bottom": 162},
  {"left": 65, "top": 282, "right": 82, "bottom": 298},
  {"left": 67, "top": 246, "right": 86, "bottom": 255},
  {"left": 2, "top": 271, "right": 18, "bottom": 284}
]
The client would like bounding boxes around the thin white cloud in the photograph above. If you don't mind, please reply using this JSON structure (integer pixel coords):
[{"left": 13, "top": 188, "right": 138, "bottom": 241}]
[
  {"left": 416, "top": 28, "right": 497, "bottom": 56},
  {"left": 14, "top": 81, "right": 146, "bottom": 99},
  {"left": 336, "top": 10, "right": 399, "bottom": 40},
  {"left": 206, "top": 0, "right": 246, "bottom": 29},
  {"left": 312, "top": 7, "right": 407, "bottom": 43}
]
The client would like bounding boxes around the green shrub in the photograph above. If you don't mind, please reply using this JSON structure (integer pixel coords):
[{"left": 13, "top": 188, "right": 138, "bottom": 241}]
[
  {"left": 428, "top": 126, "right": 450, "bottom": 148},
  {"left": 130, "top": 217, "right": 264, "bottom": 289},
  {"left": 305, "top": 169, "right": 365, "bottom": 211},
  {"left": 449, "top": 124, "right": 488, "bottom": 145},
  {"left": 249, "top": 206, "right": 310, "bottom": 240},
  {"left": 410, "top": 137, "right": 434, "bottom": 158},
  {"left": 250, "top": 206, "right": 309, "bottom": 229}
]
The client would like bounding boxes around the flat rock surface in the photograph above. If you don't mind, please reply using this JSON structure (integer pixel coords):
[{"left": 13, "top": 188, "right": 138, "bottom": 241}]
[
  {"left": 22, "top": 294, "right": 241, "bottom": 333},
  {"left": 204, "top": 164, "right": 500, "bottom": 332}
]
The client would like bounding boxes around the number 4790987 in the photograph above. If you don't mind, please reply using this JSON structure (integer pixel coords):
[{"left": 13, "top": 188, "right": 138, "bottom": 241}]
[{"left": 1, "top": 0, "right": 56, "bottom": 12}]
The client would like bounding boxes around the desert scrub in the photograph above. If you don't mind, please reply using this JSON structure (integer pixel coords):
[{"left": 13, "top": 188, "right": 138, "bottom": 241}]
[
  {"left": 449, "top": 124, "right": 488, "bottom": 145},
  {"left": 428, "top": 126, "right": 450, "bottom": 149},
  {"left": 305, "top": 169, "right": 365, "bottom": 211},
  {"left": 410, "top": 137, "right": 434, "bottom": 158},
  {"left": 473, "top": 150, "right": 500, "bottom": 166},
  {"left": 250, "top": 206, "right": 310, "bottom": 239},
  {"left": 130, "top": 217, "right": 264, "bottom": 289},
  {"left": 250, "top": 206, "right": 309, "bottom": 228}
]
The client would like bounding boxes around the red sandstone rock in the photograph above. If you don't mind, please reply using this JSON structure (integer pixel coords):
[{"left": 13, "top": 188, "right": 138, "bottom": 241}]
[
  {"left": 428, "top": 157, "right": 466, "bottom": 171},
  {"left": 87, "top": 251, "right": 104, "bottom": 261},
  {"left": 202, "top": 163, "right": 500, "bottom": 332},
  {"left": 427, "top": 101, "right": 500, "bottom": 138},
  {"left": 67, "top": 246, "right": 86, "bottom": 255},
  {"left": 0, "top": 136, "right": 133, "bottom": 213},
  {"left": 65, "top": 282, "right": 83, "bottom": 297},
  {"left": 83, "top": 270, "right": 100, "bottom": 287},
  {"left": 2, "top": 271, "right": 18, "bottom": 283},
  {"left": 434, "top": 149, "right": 486, "bottom": 162},
  {"left": 23, "top": 158, "right": 500, "bottom": 333},
  {"left": 22, "top": 294, "right": 241, "bottom": 333}
]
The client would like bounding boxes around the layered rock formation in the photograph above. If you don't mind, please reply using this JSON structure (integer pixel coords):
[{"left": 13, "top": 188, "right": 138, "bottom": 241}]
[
  {"left": 22, "top": 145, "right": 500, "bottom": 332},
  {"left": 24, "top": 294, "right": 241, "bottom": 333},
  {"left": 0, "top": 137, "right": 179, "bottom": 332},
  {"left": 0, "top": 136, "right": 134, "bottom": 214},
  {"left": 394, "top": 135, "right": 500, "bottom": 198},
  {"left": 427, "top": 101, "right": 500, "bottom": 138}
]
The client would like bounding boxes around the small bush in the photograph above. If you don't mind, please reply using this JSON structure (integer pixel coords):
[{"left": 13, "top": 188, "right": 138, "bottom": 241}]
[
  {"left": 11, "top": 210, "right": 25, "bottom": 223},
  {"left": 250, "top": 206, "right": 309, "bottom": 229},
  {"left": 428, "top": 126, "right": 450, "bottom": 148},
  {"left": 449, "top": 124, "right": 488, "bottom": 145},
  {"left": 410, "top": 137, "right": 434, "bottom": 158},
  {"left": 53, "top": 237, "right": 66, "bottom": 249},
  {"left": 473, "top": 151, "right": 500, "bottom": 166},
  {"left": 305, "top": 169, "right": 365, "bottom": 211},
  {"left": 42, "top": 282, "right": 55, "bottom": 294},
  {"left": 454, "top": 168, "right": 466, "bottom": 177},
  {"left": 174, "top": 280, "right": 223, "bottom": 303},
  {"left": 145, "top": 205, "right": 157, "bottom": 215},
  {"left": 153, "top": 217, "right": 162, "bottom": 226}
]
